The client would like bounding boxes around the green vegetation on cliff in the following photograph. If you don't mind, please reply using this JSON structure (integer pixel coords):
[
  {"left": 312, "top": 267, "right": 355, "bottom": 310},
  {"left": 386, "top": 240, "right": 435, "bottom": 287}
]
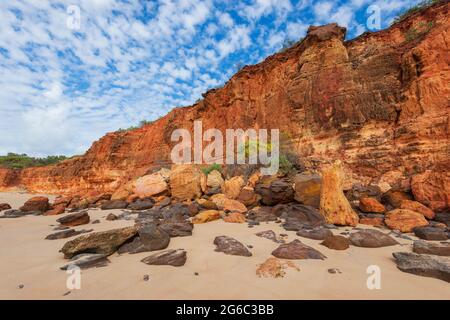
[{"left": 0, "top": 153, "right": 68, "bottom": 169}]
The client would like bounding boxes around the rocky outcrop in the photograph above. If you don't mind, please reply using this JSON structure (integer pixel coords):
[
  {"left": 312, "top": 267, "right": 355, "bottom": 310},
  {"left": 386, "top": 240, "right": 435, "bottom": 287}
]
[
  {"left": 213, "top": 236, "right": 252, "bottom": 257},
  {"left": 0, "top": 3, "right": 448, "bottom": 210},
  {"left": 385, "top": 209, "right": 429, "bottom": 232},
  {"left": 393, "top": 252, "right": 450, "bottom": 283}
]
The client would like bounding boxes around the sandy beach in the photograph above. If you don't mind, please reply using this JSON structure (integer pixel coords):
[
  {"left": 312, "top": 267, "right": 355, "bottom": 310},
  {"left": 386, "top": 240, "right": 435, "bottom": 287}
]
[{"left": 0, "top": 192, "right": 448, "bottom": 300}]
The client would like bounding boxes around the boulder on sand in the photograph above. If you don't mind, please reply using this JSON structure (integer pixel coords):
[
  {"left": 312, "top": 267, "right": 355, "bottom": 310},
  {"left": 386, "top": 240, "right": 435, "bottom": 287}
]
[
  {"left": 45, "top": 228, "right": 92, "bottom": 240},
  {"left": 117, "top": 224, "right": 170, "bottom": 254},
  {"left": 320, "top": 235, "right": 350, "bottom": 250},
  {"left": 0, "top": 203, "right": 11, "bottom": 211},
  {"left": 132, "top": 173, "right": 168, "bottom": 198},
  {"left": 141, "top": 249, "right": 187, "bottom": 267},
  {"left": 413, "top": 226, "right": 448, "bottom": 241},
  {"left": 349, "top": 229, "right": 398, "bottom": 248},
  {"left": 213, "top": 236, "right": 252, "bottom": 257},
  {"left": 43, "top": 205, "right": 65, "bottom": 216},
  {"left": 271, "top": 239, "right": 326, "bottom": 260},
  {"left": 256, "top": 257, "right": 299, "bottom": 278},
  {"left": 384, "top": 209, "right": 428, "bottom": 233},
  {"left": 101, "top": 200, "right": 128, "bottom": 210},
  {"left": 296, "top": 226, "right": 332, "bottom": 240},
  {"left": 170, "top": 164, "right": 205, "bottom": 200},
  {"left": 61, "top": 226, "right": 138, "bottom": 258},
  {"left": 60, "top": 253, "right": 110, "bottom": 270},
  {"left": 223, "top": 212, "right": 246, "bottom": 223},
  {"left": 57, "top": 211, "right": 90, "bottom": 227},
  {"left": 255, "top": 176, "right": 294, "bottom": 206},
  {"left": 293, "top": 173, "right": 322, "bottom": 208},
  {"left": 413, "top": 240, "right": 450, "bottom": 256},
  {"left": 20, "top": 196, "right": 49, "bottom": 213},
  {"left": 392, "top": 252, "right": 450, "bottom": 283},
  {"left": 319, "top": 162, "right": 359, "bottom": 226},
  {"left": 281, "top": 204, "right": 326, "bottom": 231}
]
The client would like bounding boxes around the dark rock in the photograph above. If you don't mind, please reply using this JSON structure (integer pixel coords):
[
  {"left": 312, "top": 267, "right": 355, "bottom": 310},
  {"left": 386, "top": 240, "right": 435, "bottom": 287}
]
[
  {"left": 101, "top": 200, "right": 128, "bottom": 210},
  {"left": 143, "top": 274, "right": 150, "bottom": 281},
  {"left": 60, "top": 253, "right": 110, "bottom": 270},
  {"left": 61, "top": 226, "right": 138, "bottom": 258},
  {"left": 158, "top": 220, "right": 193, "bottom": 237},
  {"left": 350, "top": 229, "right": 398, "bottom": 248},
  {"left": 321, "top": 235, "right": 350, "bottom": 250},
  {"left": 128, "top": 199, "right": 154, "bottom": 211},
  {"left": 413, "top": 240, "right": 450, "bottom": 256},
  {"left": 413, "top": 226, "right": 448, "bottom": 241},
  {"left": 0, "top": 203, "right": 11, "bottom": 211},
  {"left": 255, "top": 230, "right": 282, "bottom": 243},
  {"left": 271, "top": 239, "right": 326, "bottom": 259},
  {"left": 213, "top": 236, "right": 252, "bottom": 257},
  {"left": 0, "top": 209, "right": 41, "bottom": 218},
  {"left": 293, "top": 173, "right": 322, "bottom": 208},
  {"left": 281, "top": 204, "right": 325, "bottom": 231},
  {"left": 247, "top": 206, "right": 278, "bottom": 222},
  {"left": 435, "top": 212, "right": 450, "bottom": 228},
  {"left": 106, "top": 213, "right": 118, "bottom": 221},
  {"left": 392, "top": 252, "right": 450, "bottom": 283},
  {"left": 381, "top": 190, "right": 412, "bottom": 209},
  {"left": 296, "top": 226, "right": 332, "bottom": 240},
  {"left": 141, "top": 249, "right": 187, "bottom": 267},
  {"left": 19, "top": 196, "right": 50, "bottom": 212},
  {"left": 117, "top": 224, "right": 170, "bottom": 254},
  {"left": 56, "top": 211, "right": 90, "bottom": 227},
  {"left": 158, "top": 197, "right": 171, "bottom": 208},
  {"left": 255, "top": 177, "right": 294, "bottom": 206},
  {"left": 328, "top": 268, "right": 341, "bottom": 274},
  {"left": 53, "top": 225, "right": 70, "bottom": 231},
  {"left": 91, "top": 219, "right": 100, "bottom": 224},
  {"left": 345, "top": 184, "right": 381, "bottom": 201},
  {"left": 45, "top": 229, "right": 92, "bottom": 240}
]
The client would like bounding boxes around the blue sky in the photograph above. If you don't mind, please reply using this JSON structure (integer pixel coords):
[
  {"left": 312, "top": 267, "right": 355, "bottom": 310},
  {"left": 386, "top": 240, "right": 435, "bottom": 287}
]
[{"left": 0, "top": 0, "right": 421, "bottom": 157}]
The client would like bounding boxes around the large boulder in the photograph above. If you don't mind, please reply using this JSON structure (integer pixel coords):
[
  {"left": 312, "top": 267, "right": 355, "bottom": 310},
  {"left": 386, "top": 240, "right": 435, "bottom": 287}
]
[
  {"left": 132, "top": 173, "right": 168, "bottom": 198},
  {"left": 237, "top": 186, "right": 260, "bottom": 207},
  {"left": 359, "top": 197, "right": 385, "bottom": 213},
  {"left": 246, "top": 206, "right": 278, "bottom": 223},
  {"left": 385, "top": 209, "right": 428, "bottom": 233},
  {"left": 413, "top": 240, "right": 450, "bottom": 256},
  {"left": 206, "top": 170, "right": 224, "bottom": 189},
  {"left": 222, "top": 198, "right": 247, "bottom": 213},
  {"left": 101, "top": 200, "right": 128, "bottom": 210},
  {"left": 293, "top": 173, "right": 322, "bottom": 208},
  {"left": 170, "top": 164, "right": 205, "bottom": 200},
  {"left": 381, "top": 190, "right": 412, "bottom": 209},
  {"left": 272, "top": 239, "right": 326, "bottom": 260},
  {"left": 61, "top": 226, "right": 138, "bottom": 258},
  {"left": 349, "top": 229, "right": 398, "bottom": 248},
  {"left": 117, "top": 224, "right": 170, "bottom": 254},
  {"left": 281, "top": 204, "right": 326, "bottom": 230},
  {"left": 393, "top": 252, "right": 450, "bottom": 283},
  {"left": 255, "top": 176, "right": 294, "bottom": 206},
  {"left": 222, "top": 176, "right": 245, "bottom": 199},
  {"left": 19, "top": 196, "right": 49, "bottom": 213},
  {"left": 413, "top": 226, "right": 448, "bottom": 240},
  {"left": 158, "top": 220, "right": 193, "bottom": 237},
  {"left": 296, "top": 226, "right": 332, "bottom": 240},
  {"left": 141, "top": 249, "right": 187, "bottom": 267},
  {"left": 411, "top": 170, "right": 449, "bottom": 211},
  {"left": 400, "top": 200, "right": 435, "bottom": 220},
  {"left": 214, "top": 236, "right": 252, "bottom": 257},
  {"left": 320, "top": 235, "right": 350, "bottom": 250},
  {"left": 43, "top": 205, "right": 66, "bottom": 216},
  {"left": 319, "top": 162, "right": 359, "bottom": 226},
  {"left": 56, "top": 211, "right": 90, "bottom": 227},
  {"left": 192, "top": 210, "right": 221, "bottom": 224}
]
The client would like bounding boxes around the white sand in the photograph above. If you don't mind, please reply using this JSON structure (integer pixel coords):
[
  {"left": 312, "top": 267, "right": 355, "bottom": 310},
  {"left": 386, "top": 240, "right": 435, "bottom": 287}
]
[{"left": 0, "top": 192, "right": 448, "bottom": 300}]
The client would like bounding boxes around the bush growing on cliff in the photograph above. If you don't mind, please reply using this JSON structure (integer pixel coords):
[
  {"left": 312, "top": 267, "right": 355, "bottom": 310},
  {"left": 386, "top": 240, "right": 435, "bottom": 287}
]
[
  {"left": 392, "top": 0, "right": 440, "bottom": 24},
  {"left": 0, "top": 153, "right": 68, "bottom": 169},
  {"left": 201, "top": 163, "right": 222, "bottom": 175}
]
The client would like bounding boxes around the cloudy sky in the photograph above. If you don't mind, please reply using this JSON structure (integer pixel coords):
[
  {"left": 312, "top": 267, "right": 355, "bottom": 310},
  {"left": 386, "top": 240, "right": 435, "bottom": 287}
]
[{"left": 0, "top": 0, "right": 421, "bottom": 157}]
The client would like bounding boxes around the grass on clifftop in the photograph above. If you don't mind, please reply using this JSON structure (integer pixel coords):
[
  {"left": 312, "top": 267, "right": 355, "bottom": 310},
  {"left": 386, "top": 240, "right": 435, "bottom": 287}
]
[
  {"left": 392, "top": 0, "right": 440, "bottom": 24},
  {"left": 0, "top": 153, "right": 68, "bottom": 169}
]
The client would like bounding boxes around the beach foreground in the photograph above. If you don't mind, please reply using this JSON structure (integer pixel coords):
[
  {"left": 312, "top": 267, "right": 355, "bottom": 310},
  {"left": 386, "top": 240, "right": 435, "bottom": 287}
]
[{"left": 0, "top": 192, "right": 448, "bottom": 300}]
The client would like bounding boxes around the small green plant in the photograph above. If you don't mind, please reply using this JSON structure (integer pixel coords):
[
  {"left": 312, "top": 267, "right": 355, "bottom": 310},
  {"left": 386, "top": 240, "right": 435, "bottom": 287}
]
[
  {"left": 278, "top": 154, "right": 294, "bottom": 175},
  {"left": 393, "top": 0, "right": 439, "bottom": 24},
  {"left": 404, "top": 21, "right": 434, "bottom": 42},
  {"left": 201, "top": 163, "right": 222, "bottom": 175}
]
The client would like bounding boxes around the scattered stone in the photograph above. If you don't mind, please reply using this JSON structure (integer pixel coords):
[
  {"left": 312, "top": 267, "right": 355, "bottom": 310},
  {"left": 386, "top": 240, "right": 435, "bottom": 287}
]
[
  {"left": 0, "top": 209, "right": 41, "bottom": 218},
  {"left": 281, "top": 204, "right": 326, "bottom": 231},
  {"left": 54, "top": 225, "right": 70, "bottom": 231},
  {"left": 170, "top": 164, "right": 204, "bottom": 200},
  {"left": 61, "top": 226, "right": 138, "bottom": 258},
  {"left": 192, "top": 210, "right": 221, "bottom": 224},
  {"left": 255, "top": 176, "right": 294, "bottom": 206},
  {"left": 57, "top": 211, "right": 90, "bottom": 227},
  {"left": 256, "top": 257, "right": 300, "bottom": 278},
  {"left": 382, "top": 190, "right": 412, "bottom": 209},
  {"left": 106, "top": 213, "right": 118, "bottom": 221},
  {"left": 359, "top": 197, "right": 385, "bottom": 213},
  {"left": 128, "top": 199, "right": 154, "bottom": 211},
  {"left": 222, "top": 176, "right": 245, "bottom": 199},
  {"left": 101, "top": 200, "right": 128, "bottom": 210},
  {"left": 319, "top": 162, "right": 359, "bottom": 226},
  {"left": 413, "top": 226, "right": 448, "bottom": 241},
  {"left": 255, "top": 230, "right": 283, "bottom": 243},
  {"left": 349, "top": 229, "right": 398, "bottom": 248},
  {"left": 44, "top": 205, "right": 66, "bottom": 216},
  {"left": 223, "top": 212, "right": 246, "bottom": 223},
  {"left": 328, "top": 268, "right": 341, "bottom": 274},
  {"left": 143, "top": 274, "right": 150, "bottom": 281},
  {"left": 413, "top": 240, "right": 450, "bottom": 256},
  {"left": 320, "top": 235, "right": 350, "bottom": 250},
  {"left": 18, "top": 284, "right": 24, "bottom": 289},
  {"left": 222, "top": 198, "right": 247, "bottom": 213},
  {"left": 91, "top": 219, "right": 100, "bottom": 224},
  {"left": 118, "top": 224, "right": 170, "bottom": 254},
  {"left": 141, "top": 249, "right": 187, "bottom": 267},
  {"left": 158, "top": 220, "right": 193, "bottom": 237},
  {"left": 0, "top": 203, "right": 12, "bottom": 211},
  {"left": 214, "top": 236, "right": 252, "bottom": 257},
  {"left": 194, "top": 272, "right": 199, "bottom": 276},
  {"left": 392, "top": 252, "right": 450, "bottom": 282},
  {"left": 63, "top": 291, "right": 71, "bottom": 296},
  {"left": 272, "top": 239, "right": 326, "bottom": 260},
  {"left": 293, "top": 173, "right": 322, "bottom": 208},
  {"left": 247, "top": 206, "right": 278, "bottom": 223},
  {"left": 133, "top": 173, "right": 168, "bottom": 198},
  {"left": 385, "top": 209, "right": 428, "bottom": 233},
  {"left": 400, "top": 200, "right": 435, "bottom": 220},
  {"left": 19, "top": 196, "right": 50, "bottom": 213},
  {"left": 60, "top": 253, "right": 110, "bottom": 270},
  {"left": 296, "top": 226, "right": 332, "bottom": 240},
  {"left": 45, "top": 228, "right": 92, "bottom": 240}
]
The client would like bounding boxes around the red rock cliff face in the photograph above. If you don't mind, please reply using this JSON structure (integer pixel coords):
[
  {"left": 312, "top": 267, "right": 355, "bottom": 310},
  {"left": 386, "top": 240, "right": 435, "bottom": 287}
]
[{"left": 1, "top": 3, "right": 448, "bottom": 203}]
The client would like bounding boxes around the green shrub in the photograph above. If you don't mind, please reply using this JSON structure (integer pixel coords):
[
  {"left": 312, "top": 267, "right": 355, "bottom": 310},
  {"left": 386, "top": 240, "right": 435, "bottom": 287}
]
[
  {"left": 393, "top": 0, "right": 439, "bottom": 24},
  {"left": 404, "top": 21, "right": 434, "bottom": 42},
  {"left": 201, "top": 163, "right": 222, "bottom": 175},
  {"left": 0, "top": 153, "right": 68, "bottom": 169}
]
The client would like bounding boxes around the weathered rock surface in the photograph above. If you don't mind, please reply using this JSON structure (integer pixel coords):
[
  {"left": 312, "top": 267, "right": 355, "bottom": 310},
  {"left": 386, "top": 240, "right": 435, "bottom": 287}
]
[
  {"left": 382, "top": 190, "right": 412, "bottom": 209},
  {"left": 272, "top": 239, "right": 326, "bottom": 259},
  {"left": 400, "top": 200, "right": 435, "bottom": 219},
  {"left": 392, "top": 252, "right": 450, "bottom": 283},
  {"left": 214, "top": 236, "right": 252, "bottom": 257},
  {"left": 141, "top": 249, "right": 187, "bottom": 267},
  {"left": 413, "top": 226, "right": 448, "bottom": 240},
  {"left": 61, "top": 226, "right": 138, "bottom": 258},
  {"left": 255, "top": 230, "right": 283, "bottom": 243},
  {"left": 247, "top": 206, "right": 278, "bottom": 223},
  {"left": 359, "top": 216, "right": 385, "bottom": 227},
  {"left": 359, "top": 197, "right": 385, "bottom": 213},
  {"left": 19, "top": 196, "right": 49, "bottom": 213},
  {"left": 132, "top": 173, "right": 168, "bottom": 198},
  {"left": 101, "top": 200, "right": 128, "bottom": 210},
  {"left": 350, "top": 229, "right": 398, "bottom": 248},
  {"left": 320, "top": 162, "right": 359, "bottom": 226},
  {"left": 413, "top": 240, "right": 450, "bottom": 256},
  {"left": 158, "top": 220, "right": 193, "bottom": 237},
  {"left": 128, "top": 199, "right": 154, "bottom": 211},
  {"left": 45, "top": 228, "right": 92, "bottom": 240},
  {"left": 57, "top": 211, "right": 90, "bottom": 227},
  {"left": 170, "top": 165, "right": 204, "bottom": 200},
  {"left": 385, "top": 209, "right": 429, "bottom": 233},
  {"left": 411, "top": 170, "right": 449, "bottom": 211},
  {"left": 192, "top": 210, "right": 221, "bottom": 224},
  {"left": 206, "top": 170, "right": 224, "bottom": 189},
  {"left": 237, "top": 186, "right": 259, "bottom": 207},
  {"left": 281, "top": 204, "right": 326, "bottom": 230},
  {"left": 0, "top": 203, "right": 11, "bottom": 211},
  {"left": 223, "top": 212, "right": 246, "bottom": 223},
  {"left": 256, "top": 257, "right": 299, "bottom": 278},
  {"left": 435, "top": 212, "right": 450, "bottom": 227},
  {"left": 43, "top": 205, "right": 65, "bottom": 216},
  {"left": 255, "top": 177, "right": 294, "bottom": 206},
  {"left": 118, "top": 224, "right": 170, "bottom": 254},
  {"left": 296, "top": 226, "right": 332, "bottom": 240},
  {"left": 60, "top": 253, "right": 110, "bottom": 270},
  {"left": 222, "top": 176, "right": 244, "bottom": 199},
  {"left": 321, "top": 235, "right": 350, "bottom": 250},
  {"left": 293, "top": 173, "right": 322, "bottom": 208}
]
